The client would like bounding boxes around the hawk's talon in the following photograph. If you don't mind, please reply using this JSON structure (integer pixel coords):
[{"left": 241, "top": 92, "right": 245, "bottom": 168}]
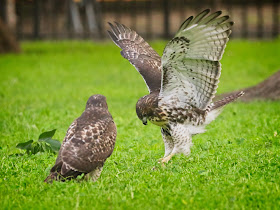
[
  {"left": 158, "top": 153, "right": 174, "bottom": 164},
  {"left": 157, "top": 158, "right": 163, "bottom": 163}
]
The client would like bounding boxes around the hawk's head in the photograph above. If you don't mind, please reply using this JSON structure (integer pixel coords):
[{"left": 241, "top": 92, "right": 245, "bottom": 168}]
[
  {"left": 86, "top": 94, "right": 108, "bottom": 109},
  {"left": 136, "top": 96, "right": 149, "bottom": 125},
  {"left": 136, "top": 92, "right": 159, "bottom": 126},
  {"left": 136, "top": 106, "right": 147, "bottom": 125}
]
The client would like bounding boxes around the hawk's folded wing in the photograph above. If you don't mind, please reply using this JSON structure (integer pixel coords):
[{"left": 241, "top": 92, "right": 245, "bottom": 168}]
[
  {"left": 108, "top": 22, "right": 162, "bottom": 93},
  {"left": 60, "top": 117, "right": 116, "bottom": 175},
  {"left": 159, "top": 9, "right": 233, "bottom": 110}
]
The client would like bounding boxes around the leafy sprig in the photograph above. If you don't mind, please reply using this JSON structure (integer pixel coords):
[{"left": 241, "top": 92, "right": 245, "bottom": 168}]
[{"left": 16, "top": 129, "right": 61, "bottom": 154}]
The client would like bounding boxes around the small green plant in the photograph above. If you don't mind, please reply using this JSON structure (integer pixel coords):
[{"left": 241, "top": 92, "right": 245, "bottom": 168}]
[{"left": 16, "top": 129, "right": 61, "bottom": 154}]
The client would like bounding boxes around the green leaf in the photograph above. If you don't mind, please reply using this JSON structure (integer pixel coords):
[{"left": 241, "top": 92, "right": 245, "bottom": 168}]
[
  {"left": 44, "top": 139, "right": 61, "bottom": 152},
  {"left": 38, "top": 129, "right": 56, "bottom": 140},
  {"left": 31, "top": 142, "right": 40, "bottom": 154},
  {"left": 41, "top": 142, "right": 53, "bottom": 153},
  {"left": 16, "top": 140, "right": 33, "bottom": 150}
]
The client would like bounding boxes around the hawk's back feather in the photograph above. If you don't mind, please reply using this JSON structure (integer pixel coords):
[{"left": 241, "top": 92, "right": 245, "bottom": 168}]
[{"left": 45, "top": 95, "right": 117, "bottom": 182}]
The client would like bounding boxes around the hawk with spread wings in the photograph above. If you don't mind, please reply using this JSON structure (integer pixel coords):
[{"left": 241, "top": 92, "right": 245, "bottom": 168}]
[
  {"left": 108, "top": 9, "right": 243, "bottom": 163},
  {"left": 45, "top": 95, "right": 117, "bottom": 182}
]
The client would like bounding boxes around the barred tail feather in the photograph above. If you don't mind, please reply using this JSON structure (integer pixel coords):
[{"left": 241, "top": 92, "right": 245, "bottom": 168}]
[
  {"left": 204, "top": 91, "right": 244, "bottom": 125},
  {"left": 211, "top": 91, "right": 244, "bottom": 111}
]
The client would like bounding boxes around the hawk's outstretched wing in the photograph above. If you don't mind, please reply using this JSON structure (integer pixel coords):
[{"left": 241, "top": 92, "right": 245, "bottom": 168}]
[
  {"left": 108, "top": 22, "right": 162, "bottom": 93},
  {"left": 159, "top": 9, "right": 233, "bottom": 111}
]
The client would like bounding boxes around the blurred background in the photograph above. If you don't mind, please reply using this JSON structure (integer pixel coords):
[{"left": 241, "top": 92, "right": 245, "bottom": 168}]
[{"left": 0, "top": 0, "right": 279, "bottom": 43}]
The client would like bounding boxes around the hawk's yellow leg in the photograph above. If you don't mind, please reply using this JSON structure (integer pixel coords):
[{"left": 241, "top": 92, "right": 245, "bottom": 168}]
[{"left": 159, "top": 153, "right": 175, "bottom": 164}]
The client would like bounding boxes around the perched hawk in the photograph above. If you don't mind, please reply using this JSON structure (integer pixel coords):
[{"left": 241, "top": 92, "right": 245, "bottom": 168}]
[
  {"left": 45, "top": 94, "right": 117, "bottom": 182},
  {"left": 108, "top": 9, "right": 243, "bottom": 163}
]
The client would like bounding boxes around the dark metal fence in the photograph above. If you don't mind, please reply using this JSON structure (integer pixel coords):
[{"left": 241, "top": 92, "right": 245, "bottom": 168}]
[{"left": 1, "top": 0, "right": 279, "bottom": 40}]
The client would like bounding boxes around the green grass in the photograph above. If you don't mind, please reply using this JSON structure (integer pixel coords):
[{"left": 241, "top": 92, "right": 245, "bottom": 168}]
[{"left": 0, "top": 39, "right": 280, "bottom": 209}]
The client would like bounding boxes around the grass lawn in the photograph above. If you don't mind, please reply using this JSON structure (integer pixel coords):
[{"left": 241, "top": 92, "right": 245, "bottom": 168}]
[{"left": 0, "top": 39, "right": 280, "bottom": 209}]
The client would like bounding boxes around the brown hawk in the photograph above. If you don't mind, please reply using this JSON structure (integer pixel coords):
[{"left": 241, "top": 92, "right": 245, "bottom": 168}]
[
  {"left": 108, "top": 9, "right": 243, "bottom": 163},
  {"left": 44, "top": 94, "right": 117, "bottom": 182}
]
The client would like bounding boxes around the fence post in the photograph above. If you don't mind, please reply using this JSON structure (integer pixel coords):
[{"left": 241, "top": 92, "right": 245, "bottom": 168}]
[
  {"left": 0, "top": 0, "right": 6, "bottom": 22},
  {"left": 241, "top": 0, "right": 248, "bottom": 38},
  {"left": 66, "top": 0, "right": 72, "bottom": 38},
  {"left": 272, "top": 0, "right": 279, "bottom": 38},
  {"left": 85, "top": 0, "right": 98, "bottom": 35},
  {"left": 145, "top": 0, "right": 151, "bottom": 38},
  {"left": 225, "top": 0, "right": 235, "bottom": 38},
  {"left": 16, "top": 0, "right": 22, "bottom": 39},
  {"left": 51, "top": 0, "right": 57, "bottom": 38},
  {"left": 33, "top": 0, "right": 40, "bottom": 39},
  {"left": 163, "top": 0, "right": 169, "bottom": 39},
  {"left": 209, "top": 0, "right": 217, "bottom": 11},
  {"left": 257, "top": 1, "right": 263, "bottom": 38},
  {"left": 130, "top": 0, "right": 136, "bottom": 29},
  {"left": 115, "top": 0, "right": 122, "bottom": 23},
  {"left": 69, "top": 0, "right": 83, "bottom": 35}
]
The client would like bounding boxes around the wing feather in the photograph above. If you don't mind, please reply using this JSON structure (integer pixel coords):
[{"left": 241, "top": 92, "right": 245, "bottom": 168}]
[
  {"left": 61, "top": 118, "right": 115, "bottom": 173},
  {"left": 54, "top": 108, "right": 117, "bottom": 176},
  {"left": 108, "top": 22, "right": 162, "bottom": 93},
  {"left": 160, "top": 9, "right": 233, "bottom": 110}
]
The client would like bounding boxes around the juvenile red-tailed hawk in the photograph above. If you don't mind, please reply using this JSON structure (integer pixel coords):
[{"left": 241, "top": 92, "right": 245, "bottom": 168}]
[
  {"left": 45, "top": 94, "right": 117, "bottom": 182},
  {"left": 108, "top": 9, "right": 243, "bottom": 163}
]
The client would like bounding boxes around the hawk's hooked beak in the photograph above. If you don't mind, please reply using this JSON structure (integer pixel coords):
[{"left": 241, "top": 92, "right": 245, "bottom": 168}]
[{"left": 142, "top": 117, "right": 147, "bottom": 125}]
